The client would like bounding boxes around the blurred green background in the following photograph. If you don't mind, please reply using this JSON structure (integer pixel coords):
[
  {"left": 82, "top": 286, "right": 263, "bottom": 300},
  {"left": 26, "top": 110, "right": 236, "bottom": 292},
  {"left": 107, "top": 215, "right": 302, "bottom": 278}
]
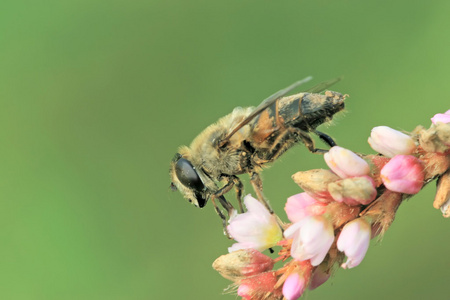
[{"left": 1, "top": 0, "right": 449, "bottom": 299}]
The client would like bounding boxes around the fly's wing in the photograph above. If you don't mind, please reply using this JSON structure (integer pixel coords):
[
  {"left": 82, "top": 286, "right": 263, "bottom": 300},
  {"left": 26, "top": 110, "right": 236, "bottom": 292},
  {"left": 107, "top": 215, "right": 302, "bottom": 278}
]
[
  {"left": 305, "top": 77, "right": 342, "bottom": 93},
  {"left": 218, "top": 76, "right": 341, "bottom": 146}
]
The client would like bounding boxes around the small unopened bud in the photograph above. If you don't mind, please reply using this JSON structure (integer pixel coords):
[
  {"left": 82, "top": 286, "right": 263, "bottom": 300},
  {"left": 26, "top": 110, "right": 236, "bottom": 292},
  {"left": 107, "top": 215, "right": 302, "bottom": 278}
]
[
  {"left": 431, "top": 110, "right": 450, "bottom": 125},
  {"left": 434, "top": 171, "right": 450, "bottom": 217},
  {"left": 282, "top": 273, "right": 306, "bottom": 300},
  {"left": 337, "top": 218, "right": 371, "bottom": 269},
  {"left": 309, "top": 264, "right": 330, "bottom": 290},
  {"left": 328, "top": 176, "right": 377, "bottom": 206},
  {"left": 292, "top": 169, "right": 340, "bottom": 202},
  {"left": 324, "top": 146, "right": 370, "bottom": 178},
  {"left": 368, "top": 126, "right": 416, "bottom": 158},
  {"left": 237, "top": 271, "right": 281, "bottom": 300},
  {"left": 212, "top": 249, "right": 274, "bottom": 282},
  {"left": 380, "top": 155, "right": 425, "bottom": 194}
]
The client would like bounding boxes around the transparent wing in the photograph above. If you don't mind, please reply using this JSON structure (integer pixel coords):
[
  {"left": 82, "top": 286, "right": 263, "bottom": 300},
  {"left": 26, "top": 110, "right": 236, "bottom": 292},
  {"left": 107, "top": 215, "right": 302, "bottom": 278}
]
[
  {"left": 219, "top": 76, "right": 313, "bottom": 146},
  {"left": 305, "top": 77, "right": 342, "bottom": 93},
  {"left": 219, "top": 76, "right": 342, "bottom": 146}
]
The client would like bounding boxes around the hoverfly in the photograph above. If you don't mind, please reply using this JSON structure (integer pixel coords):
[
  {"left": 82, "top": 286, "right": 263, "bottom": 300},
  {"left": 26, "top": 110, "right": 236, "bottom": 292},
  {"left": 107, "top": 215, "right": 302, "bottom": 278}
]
[{"left": 170, "top": 77, "right": 347, "bottom": 233}]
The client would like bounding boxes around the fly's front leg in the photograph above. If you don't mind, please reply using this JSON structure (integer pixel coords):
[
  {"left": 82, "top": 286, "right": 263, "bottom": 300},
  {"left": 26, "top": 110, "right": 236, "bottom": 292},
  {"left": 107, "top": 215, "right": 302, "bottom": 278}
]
[
  {"left": 213, "top": 177, "right": 237, "bottom": 216},
  {"left": 210, "top": 194, "right": 232, "bottom": 238},
  {"left": 231, "top": 176, "right": 244, "bottom": 213},
  {"left": 211, "top": 177, "right": 240, "bottom": 238},
  {"left": 249, "top": 172, "right": 273, "bottom": 214}
]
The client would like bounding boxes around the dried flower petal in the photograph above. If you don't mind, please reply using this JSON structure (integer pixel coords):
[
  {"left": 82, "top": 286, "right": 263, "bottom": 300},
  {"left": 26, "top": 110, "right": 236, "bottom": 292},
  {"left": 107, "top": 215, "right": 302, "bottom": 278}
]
[
  {"left": 212, "top": 249, "right": 274, "bottom": 282},
  {"left": 292, "top": 169, "right": 340, "bottom": 202},
  {"left": 328, "top": 176, "right": 377, "bottom": 206},
  {"left": 417, "top": 123, "right": 450, "bottom": 153},
  {"left": 434, "top": 171, "right": 450, "bottom": 217}
]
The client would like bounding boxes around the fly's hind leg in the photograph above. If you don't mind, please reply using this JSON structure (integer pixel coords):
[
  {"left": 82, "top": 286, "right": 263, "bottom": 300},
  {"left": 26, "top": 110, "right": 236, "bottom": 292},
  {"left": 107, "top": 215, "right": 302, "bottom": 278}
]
[
  {"left": 313, "top": 129, "right": 337, "bottom": 147},
  {"left": 295, "top": 128, "right": 330, "bottom": 154}
]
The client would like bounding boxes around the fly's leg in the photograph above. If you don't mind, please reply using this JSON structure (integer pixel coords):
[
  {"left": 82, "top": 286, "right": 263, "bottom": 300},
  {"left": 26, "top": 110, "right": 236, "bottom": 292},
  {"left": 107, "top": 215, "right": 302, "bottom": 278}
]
[
  {"left": 250, "top": 172, "right": 273, "bottom": 214},
  {"left": 231, "top": 176, "right": 245, "bottom": 213},
  {"left": 210, "top": 194, "right": 232, "bottom": 238},
  {"left": 215, "top": 175, "right": 244, "bottom": 214},
  {"left": 211, "top": 177, "right": 243, "bottom": 238},
  {"left": 296, "top": 128, "right": 329, "bottom": 154},
  {"left": 258, "top": 127, "right": 329, "bottom": 160},
  {"left": 313, "top": 129, "right": 337, "bottom": 147},
  {"left": 213, "top": 177, "right": 237, "bottom": 216}
]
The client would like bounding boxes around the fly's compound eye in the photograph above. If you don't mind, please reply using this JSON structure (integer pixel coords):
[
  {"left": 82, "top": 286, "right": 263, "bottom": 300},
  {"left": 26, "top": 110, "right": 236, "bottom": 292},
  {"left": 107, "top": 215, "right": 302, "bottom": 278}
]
[{"left": 175, "top": 158, "right": 205, "bottom": 192}]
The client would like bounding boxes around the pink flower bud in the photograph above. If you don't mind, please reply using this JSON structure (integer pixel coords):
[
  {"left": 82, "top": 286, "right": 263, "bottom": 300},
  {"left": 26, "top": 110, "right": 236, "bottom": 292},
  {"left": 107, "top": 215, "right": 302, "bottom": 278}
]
[
  {"left": 328, "top": 175, "right": 377, "bottom": 206},
  {"left": 368, "top": 126, "right": 416, "bottom": 158},
  {"left": 228, "top": 195, "right": 283, "bottom": 252},
  {"left": 337, "top": 218, "right": 371, "bottom": 269},
  {"left": 431, "top": 109, "right": 450, "bottom": 124},
  {"left": 380, "top": 155, "right": 425, "bottom": 194},
  {"left": 212, "top": 249, "right": 274, "bottom": 282},
  {"left": 324, "top": 146, "right": 370, "bottom": 178},
  {"left": 309, "top": 264, "right": 330, "bottom": 290},
  {"left": 284, "top": 216, "right": 334, "bottom": 266},
  {"left": 282, "top": 273, "right": 306, "bottom": 300},
  {"left": 285, "top": 193, "right": 327, "bottom": 223},
  {"left": 237, "top": 284, "right": 252, "bottom": 300},
  {"left": 237, "top": 271, "right": 281, "bottom": 300}
]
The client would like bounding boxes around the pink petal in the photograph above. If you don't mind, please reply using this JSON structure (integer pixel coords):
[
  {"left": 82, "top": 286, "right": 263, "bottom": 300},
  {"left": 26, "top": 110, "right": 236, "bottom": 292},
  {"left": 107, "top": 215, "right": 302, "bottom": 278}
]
[
  {"left": 431, "top": 110, "right": 450, "bottom": 124},
  {"left": 380, "top": 155, "right": 425, "bottom": 194},
  {"left": 285, "top": 193, "right": 327, "bottom": 223},
  {"left": 282, "top": 273, "right": 305, "bottom": 300}
]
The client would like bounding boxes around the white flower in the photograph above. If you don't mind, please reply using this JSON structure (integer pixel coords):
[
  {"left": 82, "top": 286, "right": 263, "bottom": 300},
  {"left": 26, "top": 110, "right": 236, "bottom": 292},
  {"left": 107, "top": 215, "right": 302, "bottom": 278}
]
[
  {"left": 284, "top": 216, "right": 334, "bottom": 266},
  {"left": 227, "top": 195, "right": 283, "bottom": 253},
  {"left": 337, "top": 218, "right": 371, "bottom": 269}
]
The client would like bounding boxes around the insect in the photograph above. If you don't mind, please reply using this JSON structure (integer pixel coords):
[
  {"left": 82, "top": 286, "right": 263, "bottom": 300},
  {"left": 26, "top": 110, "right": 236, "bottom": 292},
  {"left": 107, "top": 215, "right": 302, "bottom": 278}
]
[{"left": 169, "top": 76, "right": 347, "bottom": 233}]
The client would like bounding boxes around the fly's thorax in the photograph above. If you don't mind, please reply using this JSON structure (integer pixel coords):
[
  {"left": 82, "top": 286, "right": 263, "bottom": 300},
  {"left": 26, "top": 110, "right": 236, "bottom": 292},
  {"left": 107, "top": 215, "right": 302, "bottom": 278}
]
[{"left": 183, "top": 106, "right": 255, "bottom": 180}]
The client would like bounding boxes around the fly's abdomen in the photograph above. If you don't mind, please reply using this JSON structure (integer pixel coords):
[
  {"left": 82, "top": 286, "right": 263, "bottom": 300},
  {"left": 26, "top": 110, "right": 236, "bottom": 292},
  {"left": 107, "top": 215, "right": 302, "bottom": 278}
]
[{"left": 249, "top": 91, "right": 346, "bottom": 149}]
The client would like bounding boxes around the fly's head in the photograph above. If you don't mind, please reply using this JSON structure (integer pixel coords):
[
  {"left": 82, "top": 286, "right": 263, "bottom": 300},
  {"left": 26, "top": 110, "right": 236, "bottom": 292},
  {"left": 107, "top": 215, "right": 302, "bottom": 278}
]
[{"left": 169, "top": 148, "right": 213, "bottom": 208}]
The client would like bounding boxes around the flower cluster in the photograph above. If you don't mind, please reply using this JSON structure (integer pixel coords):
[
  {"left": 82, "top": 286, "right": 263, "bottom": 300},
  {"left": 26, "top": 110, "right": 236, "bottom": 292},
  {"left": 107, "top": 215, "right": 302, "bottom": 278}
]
[{"left": 213, "top": 110, "right": 450, "bottom": 300}]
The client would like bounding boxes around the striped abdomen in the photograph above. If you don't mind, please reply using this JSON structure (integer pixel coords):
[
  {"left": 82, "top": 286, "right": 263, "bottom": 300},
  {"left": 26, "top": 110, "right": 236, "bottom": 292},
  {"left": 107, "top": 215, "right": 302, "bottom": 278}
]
[{"left": 248, "top": 91, "right": 346, "bottom": 155}]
